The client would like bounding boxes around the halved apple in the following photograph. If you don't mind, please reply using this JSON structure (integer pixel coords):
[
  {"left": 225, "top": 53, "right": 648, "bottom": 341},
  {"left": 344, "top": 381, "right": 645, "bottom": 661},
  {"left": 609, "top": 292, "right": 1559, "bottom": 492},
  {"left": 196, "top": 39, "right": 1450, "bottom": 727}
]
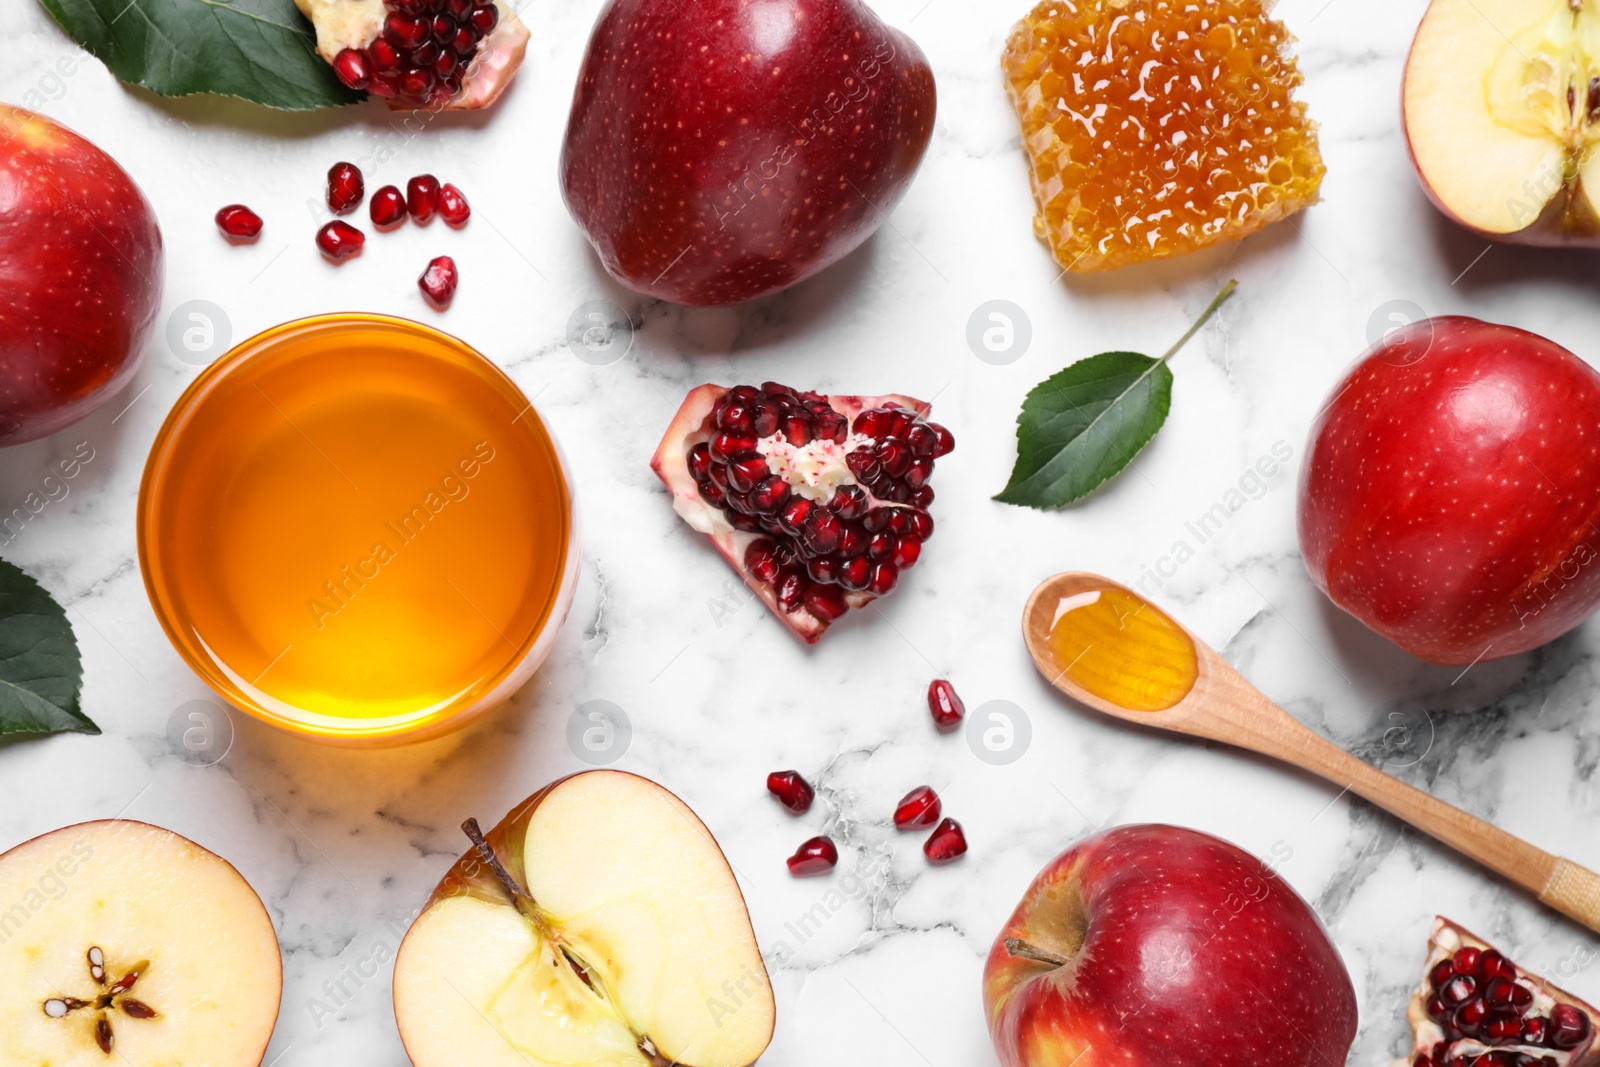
[
  {"left": 0, "top": 820, "right": 282, "bottom": 1066},
  {"left": 393, "top": 770, "right": 775, "bottom": 1067},
  {"left": 1404, "top": 0, "right": 1600, "bottom": 242}
]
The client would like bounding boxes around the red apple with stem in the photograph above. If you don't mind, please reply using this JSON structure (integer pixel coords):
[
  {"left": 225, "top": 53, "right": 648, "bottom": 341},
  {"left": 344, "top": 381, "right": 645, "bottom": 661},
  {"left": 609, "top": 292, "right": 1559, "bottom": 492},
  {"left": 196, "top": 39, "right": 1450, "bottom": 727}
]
[
  {"left": 984, "top": 824, "right": 1356, "bottom": 1067},
  {"left": 1298, "top": 316, "right": 1600, "bottom": 665},
  {"left": 560, "top": 0, "right": 936, "bottom": 307},
  {"left": 0, "top": 107, "right": 162, "bottom": 446}
]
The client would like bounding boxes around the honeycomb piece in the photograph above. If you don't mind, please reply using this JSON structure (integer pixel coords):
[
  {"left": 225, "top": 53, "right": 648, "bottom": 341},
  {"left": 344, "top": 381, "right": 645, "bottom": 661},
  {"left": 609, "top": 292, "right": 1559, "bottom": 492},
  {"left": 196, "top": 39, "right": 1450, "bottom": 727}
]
[{"left": 1002, "top": 0, "right": 1325, "bottom": 273}]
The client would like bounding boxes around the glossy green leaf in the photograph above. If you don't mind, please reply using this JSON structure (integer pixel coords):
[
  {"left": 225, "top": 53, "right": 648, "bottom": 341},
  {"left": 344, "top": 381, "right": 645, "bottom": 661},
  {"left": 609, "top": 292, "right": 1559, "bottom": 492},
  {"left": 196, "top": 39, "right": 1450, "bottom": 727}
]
[{"left": 0, "top": 558, "right": 96, "bottom": 738}]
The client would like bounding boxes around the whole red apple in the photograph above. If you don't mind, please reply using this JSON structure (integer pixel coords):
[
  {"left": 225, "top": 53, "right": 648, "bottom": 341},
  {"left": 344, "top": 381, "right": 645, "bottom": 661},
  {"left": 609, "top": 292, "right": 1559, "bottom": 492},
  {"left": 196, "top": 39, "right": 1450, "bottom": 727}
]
[
  {"left": 0, "top": 106, "right": 162, "bottom": 446},
  {"left": 983, "top": 825, "right": 1356, "bottom": 1067},
  {"left": 560, "top": 0, "right": 936, "bottom": 307},
  {"left": 1298, "top": 317, "right": 1600, "bottom": 665}
]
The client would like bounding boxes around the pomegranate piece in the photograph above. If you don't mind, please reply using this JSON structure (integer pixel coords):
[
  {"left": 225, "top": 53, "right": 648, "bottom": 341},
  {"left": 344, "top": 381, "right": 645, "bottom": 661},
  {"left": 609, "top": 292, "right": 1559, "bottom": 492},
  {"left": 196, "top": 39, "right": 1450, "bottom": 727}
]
[
  {"left": 438, "top": 182, "right": 471, "bottom": 226},
  {"left": 295, "top": 0, "right": 530, "bottom": 111},
  {"left": 214, "top": 204, "right": 262, "bottom": 239},
  {"left": 766, "top": 770, "right": 814, "bottom": 814},
  {"left": 370, "top": 185, "right": 407, "bottom": 228},
  {"left": 315, "top": 220, "right": 365, "bottom": 261},
  {"left": 923, "top": 818, "right": 967, "bottom": 864},
  {"left": 418, "top": 255, "right": 458, "bottom": 307},
  {"left": 928, "top": 679, "right": 964, "bottom": 731},
  {"left": 1403, "top": 917, "right": 1598, "bottom": 1067},
  {"left": 326, "top": 161, "right": 364, "bottom": 214},
  {"left": 787, "top": 836, "right": 838, "bottom": 877},
  {"left": 650, "top": 382, "right": 953, "bottom": 644},
  {"left": 407, "top": 174, "right": 441, "bottom": 222},
  {"left": 893, "top": 786, "right": 941, "bottom": 830}
]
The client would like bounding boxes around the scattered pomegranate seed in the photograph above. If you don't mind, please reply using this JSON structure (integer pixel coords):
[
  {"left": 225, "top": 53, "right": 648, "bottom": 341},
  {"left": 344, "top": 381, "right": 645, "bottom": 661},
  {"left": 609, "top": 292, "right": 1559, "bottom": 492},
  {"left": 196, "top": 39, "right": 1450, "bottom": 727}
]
[
  {"left": 326, "top": 162, "right": 365, "bottom": 214},
  {"left": 439, "top": 182, "right": 471, "bottom": 225},
  {"left": 766, "top": 770, "right": 814, "bottom": 814},
  {"left": 418, "top": 255, "right": 458, "bottom": 307},
  {"left": 332, "top": 47, "right": 372, "bottom": 90},
  {"left": 407, "top": 174, "right": 441, "bottom": 222},
  {"left": 922, "top": 818, "right": 966, "bottom": 864},
  {"left": 927, "top": 679, "right": 964, "bottom": 731},
  {"left": 787, "top": 836, "right": 838, "bottom": 876},
  {"left": 893, "top": 786, "right": 941, "bottom": 830},
  {"left": 315, "top": 220, "right": 365, "bottom": 261},
  {"left": 370, "top": 185, "right": 407, "bottom": 228},
  {"left": 215, "top": 204, "right": 263, "bottom": 240}
]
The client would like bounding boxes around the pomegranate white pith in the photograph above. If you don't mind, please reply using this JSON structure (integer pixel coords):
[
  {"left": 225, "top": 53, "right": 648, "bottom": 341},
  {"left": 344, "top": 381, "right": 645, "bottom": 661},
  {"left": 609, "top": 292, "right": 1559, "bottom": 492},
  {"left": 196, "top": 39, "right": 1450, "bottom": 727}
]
[
  {"left": 1399, "top": 917, "right": 1598, "bottom": 1067},
  {"left": 651, "top": 383, "right": 953, "bottom": 644},
  {"left": 294, "top": 0, "right": 529, "bottom": 110}
]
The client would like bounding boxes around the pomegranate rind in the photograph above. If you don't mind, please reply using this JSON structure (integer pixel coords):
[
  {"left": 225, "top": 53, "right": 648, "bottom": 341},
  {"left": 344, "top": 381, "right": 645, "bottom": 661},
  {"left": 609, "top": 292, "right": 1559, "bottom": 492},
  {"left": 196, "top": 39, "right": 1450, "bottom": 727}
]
[
  {"left": 1398, "top": 916, "right": 1600, "bottom": 1067},
  {"left": 292, "top": 0, "right": 529, "bottom": 111},
  {"left": 650, "top": 384, "right": 929, "bottom": 644}
]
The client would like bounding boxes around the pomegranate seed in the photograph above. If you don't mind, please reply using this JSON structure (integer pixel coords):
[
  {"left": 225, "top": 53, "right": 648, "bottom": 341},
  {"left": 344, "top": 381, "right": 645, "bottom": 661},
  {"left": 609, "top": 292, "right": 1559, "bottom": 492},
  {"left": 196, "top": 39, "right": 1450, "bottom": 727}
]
[
  {"left": 854, "top": 409, "right": 890, "bottom": 438},
  {"left": 326, "top": 161, "right": 364, "bottom": 214},
  {"left": 450, "top": 26, "right": 477, "bottom": 54},
  {"left": 1552, "top": 1004, "right": 1592, "bottom": 1048},
  {"left": 315, "top": 220, "right": 364, "bottom": 260},
  {"left": 1455, "top": 998, "right": 1488, "bottom": 1029},
  {"left": 867, "top": 563, "right": 899, "bottom": 596},
  {"left": 893, "top": 537, "right": 922, "bottom": 568},
  {"left": 1452, "top": 948, "right": 1481, "bottom": 975},
  {"left": 746, "top": 540, "right": 780, "bottom": 584},
  {"left": 838, "top": 557, "right": 870, "bottom": 591},
  {"left": 727, "top": 455, "right": 769, "bottom": 493},
  {"left": 803, "top": 584, "right": 848, "bottom": 622},
  {"left": 1424, "top": 993, "right": 1447, "bottom": 1022},
  {"left": 385, "top": 12, "right": 428, "bottom": 48},
  {"left": 1478, "top": 950, "right": 1515, "bottom": 981},
  {"left": 1429, "top": 959, "right": 1456, "bottom": 989},
  {"left": 893, "top": 786, "right": 942, "bottom": 830},
  {"left": 1484, "top": 979, "right": 1515, "bottom": 1010},
  {"left": 749, "top": 476, "right": 791, "bottom": 514},
  {"left": 766, "top": 770, "right": 814, "bottom": 814},
  {"left": 332, "top": 48, "right": 371, "bottom": 89},
  {"left": 470, "top": 3, "right": 499, "bottom": 32},
  {"left": 370, "top": 39, "right": 401, "bottom": 71},
  {"left": 370, "top": 185, "right": 407, "bottom": 228},
  {"left": 214, "top": 204, "right": 262, "bottom": 239},
  {"left": 929, "top": 423, "right": 955, "bottom": 456},
  {"left": 407, "top": 174, "right": 441, "bottom": 221},
  {"left": 1522, "top": 1017, "right": 1547, "bottom": 1044},
  {"left": 412, "top": 43, "right": 442, "bottom": 69},
  {"left": 1439, "top": 975, "right": 1476, "bottom": 1008},
  {"left": 1484, "top": 1015, "right": 1522, "bottom": 1041},
  {"left": 776, "top": 572, "right": 806, "bottom": 614},
  {"left": 418, "top": 255, "right": 459, "bottom": 307},
  {"left": 787, "top": 836, "right": 838, "bottom": 876},
  {"left": 1511, "top": 983, "right": 1533, "bottom": 1009},
  {"left": 439, "top": 182, "right": 471, "bottom": 225},
  {"left": 400, "top": 68, "right": 435, "bottom": 99},
  {"left": 431, "top": 13, "right": 456, "bottom": 39},
  {"left": 928, "top": 680, "right": 964, "bottom": 731},
  {"left": 922, "top": 818, "right": 967, "bottom": 864}
]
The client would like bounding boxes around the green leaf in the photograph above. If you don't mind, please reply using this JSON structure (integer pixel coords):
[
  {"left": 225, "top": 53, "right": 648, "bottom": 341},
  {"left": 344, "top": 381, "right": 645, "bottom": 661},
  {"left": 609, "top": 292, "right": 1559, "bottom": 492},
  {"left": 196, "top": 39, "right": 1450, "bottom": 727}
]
[
  {"left": 996, "top": 280, "right": 1237, "bottom": 510},
  {"left": 995, "top": 352, "right": 1174, "bottom": 509},
  {"left": 37, "top": 0, "right": 365, "bottom": 111},
  {"left": 0, "top": 559, "right": 96, "bottom": 738}
]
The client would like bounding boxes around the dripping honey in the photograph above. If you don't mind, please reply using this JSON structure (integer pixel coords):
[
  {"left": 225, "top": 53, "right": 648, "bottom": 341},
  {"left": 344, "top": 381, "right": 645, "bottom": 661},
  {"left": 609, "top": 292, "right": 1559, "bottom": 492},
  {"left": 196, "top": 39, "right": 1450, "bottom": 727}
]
[
  {"left": 140, "top": 315, "right": 574, "bottom": 742},
  {"left": 1048, "top": 586, "right": 1198, "bottom": 711}
]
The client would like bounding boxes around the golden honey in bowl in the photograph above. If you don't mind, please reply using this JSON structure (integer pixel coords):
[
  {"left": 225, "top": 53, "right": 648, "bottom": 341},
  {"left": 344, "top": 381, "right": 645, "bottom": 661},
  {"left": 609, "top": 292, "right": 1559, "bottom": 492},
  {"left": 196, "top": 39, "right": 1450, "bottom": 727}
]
[
  {"left": 1048, "top": 586, "right": 1198, "bottom": 711},
  {"left": 139, "top": 315, "right": 577, "bottom": 743}
]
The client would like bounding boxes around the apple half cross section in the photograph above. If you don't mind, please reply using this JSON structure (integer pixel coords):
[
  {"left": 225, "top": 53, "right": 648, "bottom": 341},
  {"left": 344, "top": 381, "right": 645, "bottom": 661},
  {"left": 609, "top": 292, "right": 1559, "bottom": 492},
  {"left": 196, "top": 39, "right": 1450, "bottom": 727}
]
[
  {"left": 0, "top": 820, "right": 283, "bottom": 1066},
  {"left": 394, "top": 770, "right": 775, "bottom": 1067},
  {"left": 1404, "top": 0, "right": 1600, "bottom": 242}
]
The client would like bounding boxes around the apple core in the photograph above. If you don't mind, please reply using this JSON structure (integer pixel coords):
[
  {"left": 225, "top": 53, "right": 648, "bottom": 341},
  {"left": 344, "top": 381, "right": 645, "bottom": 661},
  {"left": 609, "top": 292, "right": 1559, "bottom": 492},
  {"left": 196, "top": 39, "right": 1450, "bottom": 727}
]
[{"left": 1047, "top": 586, "right": 1198, "bottom": 711}]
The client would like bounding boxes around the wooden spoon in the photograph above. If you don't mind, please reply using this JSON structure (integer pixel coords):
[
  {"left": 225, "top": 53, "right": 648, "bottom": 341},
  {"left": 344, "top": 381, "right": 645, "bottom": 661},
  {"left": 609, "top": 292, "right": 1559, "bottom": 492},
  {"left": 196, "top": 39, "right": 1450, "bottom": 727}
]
[{"left": 1023, "top": 570, "right": 1600, "bottom": 933}]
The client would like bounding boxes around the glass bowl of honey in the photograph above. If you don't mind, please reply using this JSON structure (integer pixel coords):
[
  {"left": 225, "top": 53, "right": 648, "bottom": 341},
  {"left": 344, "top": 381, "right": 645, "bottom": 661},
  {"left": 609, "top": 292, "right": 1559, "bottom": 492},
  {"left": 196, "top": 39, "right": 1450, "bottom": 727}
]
[{"left": 139, "top": 314, "right": 578, "bottom": 745}]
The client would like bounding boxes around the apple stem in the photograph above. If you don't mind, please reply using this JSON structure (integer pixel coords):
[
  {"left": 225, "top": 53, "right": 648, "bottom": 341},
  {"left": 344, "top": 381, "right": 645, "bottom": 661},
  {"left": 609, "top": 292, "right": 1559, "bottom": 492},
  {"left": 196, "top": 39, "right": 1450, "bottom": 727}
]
[
  {"left": 1158, "top": 279, "right": 1238, "bottom": 366},
  {"left": 461, "top": 818, "right": 540, "bottom": 920},
  {"left": 1004, "top": 936, "right": 1073, "bottom": 968}
]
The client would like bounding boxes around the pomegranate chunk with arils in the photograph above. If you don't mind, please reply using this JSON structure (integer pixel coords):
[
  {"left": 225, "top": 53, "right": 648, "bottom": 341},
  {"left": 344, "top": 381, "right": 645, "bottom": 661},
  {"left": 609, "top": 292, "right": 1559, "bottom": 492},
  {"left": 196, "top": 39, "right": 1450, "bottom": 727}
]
[
  {"left": 293, "top": 0, "right": 530, "bottom": 111},
  {"left": 650, "top": 383, "right": 954, "bottom": 643},
  {"left": 1402, "top": 917, "right": 1599, "bottom": 1067}
]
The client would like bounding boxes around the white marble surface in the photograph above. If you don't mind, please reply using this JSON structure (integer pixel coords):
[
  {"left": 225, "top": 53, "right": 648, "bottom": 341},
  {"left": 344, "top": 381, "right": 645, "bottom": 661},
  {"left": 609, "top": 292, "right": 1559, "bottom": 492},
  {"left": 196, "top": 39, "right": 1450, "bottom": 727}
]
[{"left": 8, "top": 0, "right": 1600, "bottom": 1063}]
